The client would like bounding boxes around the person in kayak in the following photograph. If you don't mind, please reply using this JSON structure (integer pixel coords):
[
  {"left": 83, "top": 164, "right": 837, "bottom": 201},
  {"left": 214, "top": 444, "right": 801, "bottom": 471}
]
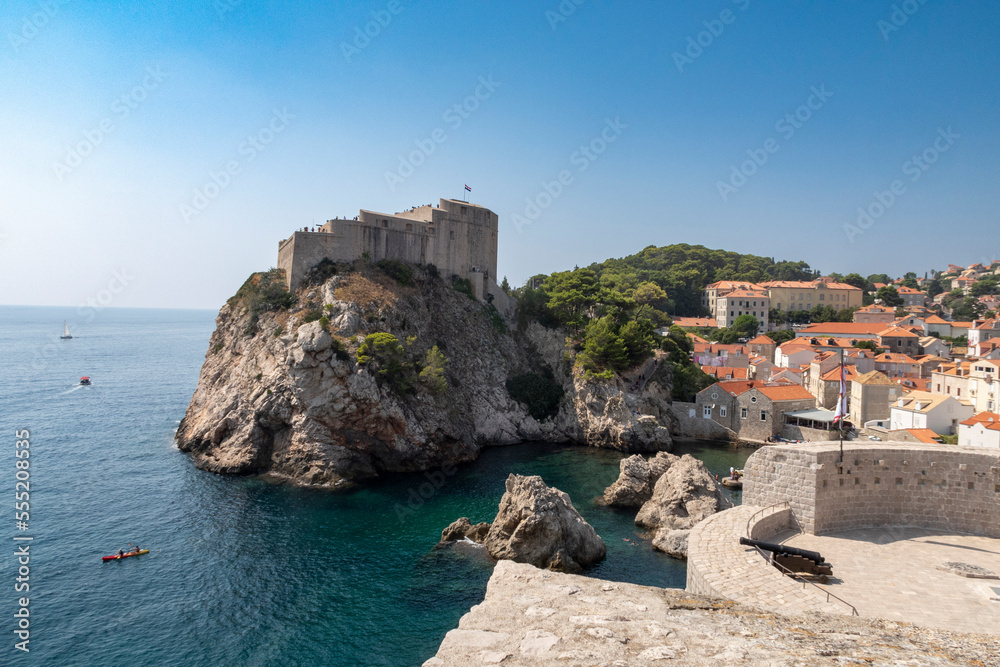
[
  {"left": 118, "top": 549, "right": 125, "bottom": 558},
  {"left": 131, "top": 545, "right": 140, "bottom": 554}
]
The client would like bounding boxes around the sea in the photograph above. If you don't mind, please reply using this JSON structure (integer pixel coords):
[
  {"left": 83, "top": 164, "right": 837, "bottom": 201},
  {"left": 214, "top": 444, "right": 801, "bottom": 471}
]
[{"left": 0, "top": 306, "right": 753, "bottom": 666}]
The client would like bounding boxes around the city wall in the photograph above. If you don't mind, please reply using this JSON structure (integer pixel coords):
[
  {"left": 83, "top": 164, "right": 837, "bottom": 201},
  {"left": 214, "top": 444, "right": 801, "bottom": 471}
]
[{"left": 743, "top": 442, "right": 1000, "bottom": 537}]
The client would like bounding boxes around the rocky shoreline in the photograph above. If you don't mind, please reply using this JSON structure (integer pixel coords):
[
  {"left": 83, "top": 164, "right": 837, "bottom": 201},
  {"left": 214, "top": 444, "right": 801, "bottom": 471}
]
[{"left": 176, "top": 265, "right": 680, "bottom": 487}]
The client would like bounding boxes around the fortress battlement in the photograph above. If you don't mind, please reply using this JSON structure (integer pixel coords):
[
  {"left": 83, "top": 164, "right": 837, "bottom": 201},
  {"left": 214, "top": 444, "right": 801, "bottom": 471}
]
[{"left": 277, "top": 198, "right": 509, "bottom": 310}]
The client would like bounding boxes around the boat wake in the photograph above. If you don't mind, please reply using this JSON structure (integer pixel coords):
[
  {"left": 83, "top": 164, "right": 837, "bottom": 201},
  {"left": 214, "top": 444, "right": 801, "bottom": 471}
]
[{"left": 59, "top": 385, "right": 87, "bottom": 395}]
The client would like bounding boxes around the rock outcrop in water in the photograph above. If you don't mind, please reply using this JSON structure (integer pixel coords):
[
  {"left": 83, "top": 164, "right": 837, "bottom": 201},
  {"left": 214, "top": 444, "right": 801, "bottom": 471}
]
[
  {"left": 634, "top": 454, "right": 732, "bottom": 557},
  {"left": 176, "top": 265, "right": 677, "bottom": 487},
  {"left": 602, "top": 452, "right": 731, "bottom": 558},
  {"left": 482, "top": 474, "right": 606, "bottom": 573},
  {"left": 439, "top": 517, "right": 491, "bottom": 544}
]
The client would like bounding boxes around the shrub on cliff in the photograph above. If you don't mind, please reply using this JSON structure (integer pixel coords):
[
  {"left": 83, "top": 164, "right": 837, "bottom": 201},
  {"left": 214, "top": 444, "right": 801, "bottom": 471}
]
[
  {"left": 451, "top": 276, "right": 476, "bottom": 300},
  {"left": 357, "top": 332, "right": 414, "bottom": 393},
  {"left": 230, "top": 268, "right": 297, "bottom": 334},
  {"left": 303, "top": 258, "right": 338, "bottom": 287},
  {"left": 506, "top": 371, "right": 564, "bottom": 421},
  {"left": 419, "top": 346, "right": 448, "bottom": 394},
  {"left": 377, "top": 259, "right": 414, "bottom": 286}
]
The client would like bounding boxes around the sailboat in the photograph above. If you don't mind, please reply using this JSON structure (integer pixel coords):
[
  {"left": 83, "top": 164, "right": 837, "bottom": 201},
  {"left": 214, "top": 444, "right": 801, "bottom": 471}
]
[{"left": 60, "top": 321, "right": 73, "bottom": 339}]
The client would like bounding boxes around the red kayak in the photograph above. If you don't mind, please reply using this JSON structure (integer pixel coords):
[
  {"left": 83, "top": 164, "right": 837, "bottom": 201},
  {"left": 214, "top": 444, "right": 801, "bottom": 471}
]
[{"left": 102, "top": 549, "right": 149, "bottom": 562}]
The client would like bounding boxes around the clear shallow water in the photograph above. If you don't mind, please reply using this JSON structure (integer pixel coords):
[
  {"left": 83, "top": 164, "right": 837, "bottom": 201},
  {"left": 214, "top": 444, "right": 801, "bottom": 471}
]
[{"left": 0, "top": 306, "right": 753, "bottom": 666}]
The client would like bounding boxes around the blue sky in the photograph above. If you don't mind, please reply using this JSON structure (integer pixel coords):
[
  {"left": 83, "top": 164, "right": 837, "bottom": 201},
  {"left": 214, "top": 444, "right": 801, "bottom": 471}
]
[{"left": 2, "top": 0, "right": 998, "bottom": 309}]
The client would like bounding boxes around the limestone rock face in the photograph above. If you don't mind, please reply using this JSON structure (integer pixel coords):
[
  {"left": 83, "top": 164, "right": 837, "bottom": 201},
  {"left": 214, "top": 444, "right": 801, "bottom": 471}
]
[
  {"left": 634, "top": 454, "right": 732, "bottom": 555},
  {"left": 440, "top": 517, "right": 491, "bottom": 544},
  {"left": 601, "top": 452, "right": 675, "bottom": 507},
  {"left": 176, "top": 266, "right": 678, "bottom": 487},
  {"left": 483, "top": 474, "right": 606, "bottom": 573}
]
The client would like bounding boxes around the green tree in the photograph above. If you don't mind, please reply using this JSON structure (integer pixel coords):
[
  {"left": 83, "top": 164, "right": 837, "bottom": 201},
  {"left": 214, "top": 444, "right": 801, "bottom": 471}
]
[
  {"left": 731, "top": 314, "right": 761, "bottom": 337},
  {"left": 876, "top": 286, "right": 903, "bottom": 307},
  {"left": 357, "top": 333, "right": 413, "bottom": 392},
  {"left": 867, "top": 273, "right": 892, "bottom": 286},
  {"left": 766, "top": 329, "right": 796, "bottom": 344},
  {"left": 500, "top": 276, "right": 511, "bottom": 294},
  {"left": 853, "top": 340, "right": 885, "bottom": 355},
  {"left": 419, "top": 346, "right": 448, "bottom": 394},
  {"left": 841, "top": 273, "right": 872, "bottom": 292},
  {"left": 579, "top": 315, "right": 628, "bottom": 372},
  {"left": 632, "top": 281, "right": 668, "bottom": 320},
  {"left": 545, "top": 269, "right": 601, "bottom": 332},
  {"left": 970, "top": 275, "right": 999, "bottom": 297},
  {"left": 619, "top": 318, "right": 656, "bottom": 367},
  {"left": 925, "top": 279, "right": 944, "bottom": 298}
]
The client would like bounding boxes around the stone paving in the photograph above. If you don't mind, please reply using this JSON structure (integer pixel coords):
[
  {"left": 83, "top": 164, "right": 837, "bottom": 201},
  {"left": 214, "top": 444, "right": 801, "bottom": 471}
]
[{"left": 775, "top": 526, "right": 1000, "bottom": 635}]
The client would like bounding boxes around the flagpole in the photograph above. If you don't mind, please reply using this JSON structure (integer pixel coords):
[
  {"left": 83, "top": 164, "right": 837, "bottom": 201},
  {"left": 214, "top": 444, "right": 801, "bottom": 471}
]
[{"left": 838, "top": 348, "right": 844, "bottom": 464}]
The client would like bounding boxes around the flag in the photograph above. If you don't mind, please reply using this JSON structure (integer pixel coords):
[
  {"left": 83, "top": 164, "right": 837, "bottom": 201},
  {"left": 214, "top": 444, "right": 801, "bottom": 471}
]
[
  {"left": 464, "top": 184, "right": 472, "bottom": 192},
  {"left": 832, "top": 361, "right": 848, "bottom": 424}
]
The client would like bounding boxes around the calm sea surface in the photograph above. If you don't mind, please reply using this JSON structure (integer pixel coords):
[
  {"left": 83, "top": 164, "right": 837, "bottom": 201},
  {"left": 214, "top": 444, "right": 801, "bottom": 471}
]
[{"left": 0, "top": 306, "right": 753, "bottom": 666}]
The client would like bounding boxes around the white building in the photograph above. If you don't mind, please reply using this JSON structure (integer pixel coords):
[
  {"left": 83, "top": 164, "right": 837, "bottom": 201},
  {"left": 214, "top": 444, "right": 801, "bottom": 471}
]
[
  {"left": 889, "top": 391, "right": 974, "bottom": 435},
  {"left": 713, "top": 289, "right": 770, "bottom": 330},
  {"left": 957, "top": 411, "right": 1000, "bottom": 448}
]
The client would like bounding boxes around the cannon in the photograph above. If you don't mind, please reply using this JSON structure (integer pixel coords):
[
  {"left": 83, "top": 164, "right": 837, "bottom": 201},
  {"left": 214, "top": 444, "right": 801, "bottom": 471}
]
[{"left": 739, "top": 537, "right": 833, "bottom": 579}]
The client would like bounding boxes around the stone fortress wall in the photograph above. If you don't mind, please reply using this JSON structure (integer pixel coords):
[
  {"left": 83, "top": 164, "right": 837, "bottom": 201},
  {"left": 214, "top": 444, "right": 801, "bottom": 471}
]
[
  {"left": 743, "top": 442, "right": 1000, "bottom": 537},
  {"left": 687, "top": 442, "right": 1000, "bottom": 615},
  {"left": 277, "top": 197, "right": 513, "bottom": 315}
]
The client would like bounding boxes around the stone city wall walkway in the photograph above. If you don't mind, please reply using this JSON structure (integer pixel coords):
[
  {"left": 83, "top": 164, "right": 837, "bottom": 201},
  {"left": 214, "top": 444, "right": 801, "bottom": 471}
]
[
  {"left": 776, "top": 526, "right": 1000, "bottom": 635},
  {"left": 686, "top": 505, "right": 851, "bottom": 617}
]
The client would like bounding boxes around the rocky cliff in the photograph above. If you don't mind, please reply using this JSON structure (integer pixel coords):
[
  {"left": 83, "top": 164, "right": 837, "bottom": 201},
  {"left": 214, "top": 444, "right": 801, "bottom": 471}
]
[{"left": 176, "top": 265, "right": 677, "bottom": 487}]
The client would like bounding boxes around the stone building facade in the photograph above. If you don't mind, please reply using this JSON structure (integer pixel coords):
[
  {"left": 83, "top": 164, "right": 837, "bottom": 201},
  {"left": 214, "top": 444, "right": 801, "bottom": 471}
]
[{"left": 277, "top": 198, "right": 508, "bottom": 308}]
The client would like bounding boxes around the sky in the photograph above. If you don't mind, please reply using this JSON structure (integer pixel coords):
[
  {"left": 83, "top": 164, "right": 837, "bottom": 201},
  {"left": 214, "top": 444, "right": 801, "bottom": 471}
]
[{"left": 1, "top": 0, "right": 999, "bottom": 310}]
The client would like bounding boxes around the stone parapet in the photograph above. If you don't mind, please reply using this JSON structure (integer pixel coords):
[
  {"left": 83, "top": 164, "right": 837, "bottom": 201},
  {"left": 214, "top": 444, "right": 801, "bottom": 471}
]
[
  {"left": 686, "top": 505, "right": 847, "bottom": 616},
  {"left": 743, "top": 442, "right": 1000, "bottom": 537}
]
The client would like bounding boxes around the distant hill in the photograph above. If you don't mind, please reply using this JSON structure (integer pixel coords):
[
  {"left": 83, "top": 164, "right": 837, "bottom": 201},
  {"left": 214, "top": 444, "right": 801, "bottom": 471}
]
[{"left": 585, "top": 243, "right": 818, "bottom": 316}]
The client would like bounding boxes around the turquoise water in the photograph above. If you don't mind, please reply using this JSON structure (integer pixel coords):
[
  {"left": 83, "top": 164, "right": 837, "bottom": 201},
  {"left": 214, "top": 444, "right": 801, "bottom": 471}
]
[{"left": 0, "top": 306, "right": 753, "bottom": 666}]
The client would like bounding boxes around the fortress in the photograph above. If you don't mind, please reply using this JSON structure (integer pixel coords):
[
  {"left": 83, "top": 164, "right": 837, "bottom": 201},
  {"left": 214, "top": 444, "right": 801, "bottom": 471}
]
[{"left": 277, "top": 198, "right": 510, "bottom": 310}]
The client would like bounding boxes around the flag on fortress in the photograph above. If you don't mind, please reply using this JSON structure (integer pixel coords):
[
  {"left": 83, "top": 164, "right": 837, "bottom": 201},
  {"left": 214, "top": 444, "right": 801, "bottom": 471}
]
[
  {"left": 832, "top": 362, "right": 848, "bottom": 424},
  {"left": 464, "top": 184, "right": 472, "bottom": 192}
]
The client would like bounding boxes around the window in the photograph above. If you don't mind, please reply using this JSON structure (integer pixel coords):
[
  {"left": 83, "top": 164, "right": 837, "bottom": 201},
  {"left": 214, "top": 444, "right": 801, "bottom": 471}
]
[
  {"left": 741, "top": 407, "right": 747, "bottom": 419},
  {"left": 405, "top": 223, "right": 413, "bottom": 231},
  {"left": 760, "top": 410, "right": 767, "bottom": 421},
  {"left": 750, "top": 396, "right": 757, "bottom": 403},
  {"left": 381, "top": 220, "right": 388, "bottom": 228},
  {"left": 720, "top": 406, "right": 727, "bottom": 417},
  {"left": 461, "top": 206, "right": 467, "bottom": 215},
  {"left": 450, "top": 231, "right": 456, "bottom": 239},
  {"left": 703, "top": 406, "right": 712, "bottom": 418}
]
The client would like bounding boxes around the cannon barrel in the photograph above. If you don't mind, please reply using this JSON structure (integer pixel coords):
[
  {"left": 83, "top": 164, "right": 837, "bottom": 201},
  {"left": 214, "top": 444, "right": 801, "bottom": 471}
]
[{"left": 739, "top": 537, "right": 826, "bottom": 563}]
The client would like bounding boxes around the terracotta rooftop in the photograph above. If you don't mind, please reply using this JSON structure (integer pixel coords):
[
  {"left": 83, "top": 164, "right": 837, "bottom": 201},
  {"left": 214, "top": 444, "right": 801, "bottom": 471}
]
[
  {"left": 905, "top": 428, "right": 943, "bottom": 443},
  {"left": 748, "top": 335, "right": 774, "bottom": 344},
  {"left": 755, "top": 384, "right": 816, "bottom": 401},
  {"left": 960, "top": 411, "right": 1000, "bottom": 427},
  {"left": 877, "top": 326, "right": 920, "bottom": 338},
  {"left": 853, "top": 370, "right": 894, "bottom": 385},
  {"left": 672, "top": 317, "right": 719, "bottom": 329},
  {"left": 819, "top": 365, "right": 861, "bottom": 382},
  {"left": 797, "top": 323, "right": 889, "bottom": 336}
]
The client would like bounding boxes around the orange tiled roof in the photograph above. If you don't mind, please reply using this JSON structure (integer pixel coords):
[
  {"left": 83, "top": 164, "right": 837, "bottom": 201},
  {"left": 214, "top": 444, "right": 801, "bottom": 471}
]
[
  {"left": 960, "top": 411, "right": 1000, "bottom": 426},
  {"left": 905, "top": 428, "right": 942, "bottom": 443},
  {"left": 749, "top": 335, "right": 774, "bottom": 344},
  {"left": 819, "top": 365, "right": 861, "bottom": 382},
  {"left": 672, "top": 317, "right": 719, "bottom": 328},
  {"left": 758, "top": 280, "right": 861, "bottom": 290},
  {"left": 877, "top": 326, "right": 920, "bottom": 338},
  {"left": 700, "top": 366, "right": 750, "bottom": 380},
  {"left": 875, "top": 353, "right": 918, "bottom": 363},
  {"left": 925, "top": 315, "right": 949, "bottom": 324},
  {"left": 798, "top": 323, "right": 889, "bottom": 336},
  {"left": 755, "top": 384, "right": 816, "bottom": 401}
]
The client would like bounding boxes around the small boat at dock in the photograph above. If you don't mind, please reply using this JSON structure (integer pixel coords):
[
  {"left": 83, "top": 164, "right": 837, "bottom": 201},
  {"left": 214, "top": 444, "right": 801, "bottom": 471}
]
[{"left": 721, "top": 476, "right": 743, "bottom": 489}]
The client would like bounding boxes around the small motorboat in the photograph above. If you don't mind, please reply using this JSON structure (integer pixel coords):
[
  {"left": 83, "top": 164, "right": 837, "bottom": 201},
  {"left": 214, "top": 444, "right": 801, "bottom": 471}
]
[
  {"left": 79, "top": 377, "right": 92, "bottom": 385},
  {"left": 721, "top": 476, "right": 743, "bottom": 489},
  {"left": 102, "top": 549, "right": 149, "bottom": 562},
  {"left": 60, "top": 320, "right": 73, "bottom": 339}
]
